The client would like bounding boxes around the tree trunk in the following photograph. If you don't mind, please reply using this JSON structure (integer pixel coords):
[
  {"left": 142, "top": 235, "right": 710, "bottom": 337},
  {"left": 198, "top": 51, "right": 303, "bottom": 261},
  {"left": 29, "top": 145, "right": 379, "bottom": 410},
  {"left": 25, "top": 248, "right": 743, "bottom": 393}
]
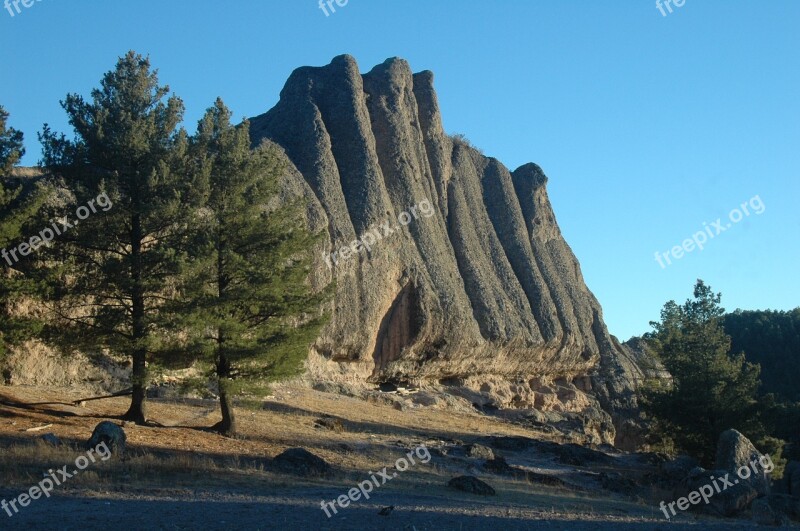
[
  {"left": 217, "top": 375, "right": 237, "bottom": 437},
  {"left": 213, "top": 227, "right": 236, "bottom": 437},
  {"left": 214, "top": 352, "right": 237, "bottom": 437},
  {"left": 123, "top": 212, "right": 148, "bottom": 424},
  {"left": 123, "top": 360, "right": 148, "bottom": 424}
]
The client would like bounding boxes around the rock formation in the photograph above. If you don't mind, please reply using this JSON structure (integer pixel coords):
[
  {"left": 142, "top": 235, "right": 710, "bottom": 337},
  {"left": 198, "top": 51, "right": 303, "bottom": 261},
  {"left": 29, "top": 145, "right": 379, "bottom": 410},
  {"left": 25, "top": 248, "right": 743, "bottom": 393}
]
[{"left": 249, "top": 55, "right": 658, "bottom": 448}]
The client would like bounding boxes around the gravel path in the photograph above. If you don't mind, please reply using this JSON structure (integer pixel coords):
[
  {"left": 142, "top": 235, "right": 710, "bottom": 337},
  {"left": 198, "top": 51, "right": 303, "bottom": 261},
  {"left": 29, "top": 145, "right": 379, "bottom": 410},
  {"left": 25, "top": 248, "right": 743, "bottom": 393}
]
[{"left": 1, "top": 489, "right": 770, "bottom": 530}]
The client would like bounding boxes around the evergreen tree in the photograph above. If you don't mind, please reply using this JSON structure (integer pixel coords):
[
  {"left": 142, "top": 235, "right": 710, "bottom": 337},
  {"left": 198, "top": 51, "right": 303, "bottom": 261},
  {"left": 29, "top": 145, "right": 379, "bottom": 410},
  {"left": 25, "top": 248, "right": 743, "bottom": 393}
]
[
  {"left": 38, "top": 52, "right": 202, "bottom": 423},
  {"left": 0, "top": 107, "right": 44, "bottom": 365},
  {"left": 642, "top": 280, "right": 764, "bottom": 465},
  {"left": 183, "top": 99, "right": 328, "bottom": 436},
  {"left": 0, "top": 106, "right": 24, "bottom": 178}
]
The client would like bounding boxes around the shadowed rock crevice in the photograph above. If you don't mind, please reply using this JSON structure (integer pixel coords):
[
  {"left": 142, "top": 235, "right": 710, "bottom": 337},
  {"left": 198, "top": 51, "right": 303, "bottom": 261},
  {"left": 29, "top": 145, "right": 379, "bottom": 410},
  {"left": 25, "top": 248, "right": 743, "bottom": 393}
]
[{"left": 372, "top": 281, "right": 423, "bottom": 375}]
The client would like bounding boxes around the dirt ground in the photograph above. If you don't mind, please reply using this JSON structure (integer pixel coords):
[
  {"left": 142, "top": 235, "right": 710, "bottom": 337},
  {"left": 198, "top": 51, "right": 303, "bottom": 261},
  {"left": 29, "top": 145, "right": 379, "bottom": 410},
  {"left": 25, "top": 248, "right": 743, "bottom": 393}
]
[{"left": 0, "top": 385, "right": 776, "bottom": 530}]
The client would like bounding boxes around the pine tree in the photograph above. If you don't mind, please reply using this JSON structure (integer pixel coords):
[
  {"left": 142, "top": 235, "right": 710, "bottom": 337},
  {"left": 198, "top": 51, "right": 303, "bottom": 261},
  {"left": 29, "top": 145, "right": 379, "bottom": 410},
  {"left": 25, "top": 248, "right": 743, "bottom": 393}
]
[
  {"left": 38, "top": 52, "right": 202, "bottom": 424},
  {"left": 183, "top": 99, "right": 329, "bottom": 436},
  {"left": 642, "top": 280, "right": 764, "bottom": 464},
  {"left": 0, "top": 106, "right": 44, "bottom": 365}
]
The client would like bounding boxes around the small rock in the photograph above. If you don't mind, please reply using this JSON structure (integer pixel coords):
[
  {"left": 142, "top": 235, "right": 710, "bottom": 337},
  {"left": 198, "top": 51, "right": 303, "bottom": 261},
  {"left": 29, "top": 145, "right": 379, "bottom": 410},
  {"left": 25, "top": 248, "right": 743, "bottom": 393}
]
[
  {"left": 40, "top": 433, "right": 61, "bottom": 447},
  {"left": 314, "top": 416, "right": 344, "bottom": 432},
  {"left": 466, "top": 444, "right": 494, "bottom": 460},
  {"left": 377, "top": 506, "right": 394, "bottom": 516},
  {"left": 448, "top": 475, "right": 495, "bottom": 496},
  {"left": 482, "top": 456, "right": 514, "bottom": 475},
  {"left": 273, "top": 448, "right": 331, "bottom": 477}
]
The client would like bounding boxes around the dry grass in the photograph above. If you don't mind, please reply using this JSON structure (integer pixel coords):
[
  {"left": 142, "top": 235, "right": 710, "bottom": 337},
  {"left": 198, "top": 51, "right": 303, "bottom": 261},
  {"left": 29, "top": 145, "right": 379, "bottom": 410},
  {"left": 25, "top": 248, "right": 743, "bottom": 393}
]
[{"left": 0, "top": 384, "right": 755, "bottom": 528}]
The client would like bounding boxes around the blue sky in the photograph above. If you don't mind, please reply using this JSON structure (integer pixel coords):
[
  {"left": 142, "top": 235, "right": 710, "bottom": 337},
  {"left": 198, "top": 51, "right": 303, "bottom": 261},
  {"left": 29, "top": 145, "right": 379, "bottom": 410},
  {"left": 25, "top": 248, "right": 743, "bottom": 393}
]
[{"left": 1, "top": 1, "right": 798, "bottom": 340}]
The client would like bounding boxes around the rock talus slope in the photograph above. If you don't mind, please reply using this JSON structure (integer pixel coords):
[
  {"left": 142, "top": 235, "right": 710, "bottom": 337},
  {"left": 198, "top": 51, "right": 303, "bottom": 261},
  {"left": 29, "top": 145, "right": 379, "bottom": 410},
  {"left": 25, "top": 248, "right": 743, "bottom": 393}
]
[{"left": 250, "top": 55, "right": 655, "bottom": 448}]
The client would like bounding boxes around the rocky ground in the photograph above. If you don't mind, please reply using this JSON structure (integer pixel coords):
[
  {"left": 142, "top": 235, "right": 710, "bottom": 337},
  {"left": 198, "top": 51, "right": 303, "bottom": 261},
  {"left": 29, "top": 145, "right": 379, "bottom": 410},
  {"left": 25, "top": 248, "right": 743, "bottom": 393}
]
[{"left": 0, "top": 384, "right": 792, "bottom": 530}]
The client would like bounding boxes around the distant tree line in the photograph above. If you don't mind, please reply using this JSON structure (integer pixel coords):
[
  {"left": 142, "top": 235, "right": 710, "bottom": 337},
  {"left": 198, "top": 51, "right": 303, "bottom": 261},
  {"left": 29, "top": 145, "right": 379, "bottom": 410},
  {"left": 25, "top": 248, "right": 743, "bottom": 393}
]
[
  {"left": 724, "top": 308, "right": 800, "bottom": 403},
  {"left": 0, "top": 52, "right": 330, "bottom": 437}
]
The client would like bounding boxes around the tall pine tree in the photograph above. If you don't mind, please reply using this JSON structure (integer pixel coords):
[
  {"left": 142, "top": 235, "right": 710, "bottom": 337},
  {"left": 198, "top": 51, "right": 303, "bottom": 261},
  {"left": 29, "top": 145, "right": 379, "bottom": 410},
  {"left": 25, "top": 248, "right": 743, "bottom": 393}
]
[
  {"left": 0, "top": 106, "right": 44, "bottom": 366},
  {"left": 642, "top": 280, "right": 764, "bottom": 464},
  {"left": 39, "top": 52, "right": 202, "bottom": 424},
  {"left": 183, "top": 99, "right": 328, "bottom": 436}
]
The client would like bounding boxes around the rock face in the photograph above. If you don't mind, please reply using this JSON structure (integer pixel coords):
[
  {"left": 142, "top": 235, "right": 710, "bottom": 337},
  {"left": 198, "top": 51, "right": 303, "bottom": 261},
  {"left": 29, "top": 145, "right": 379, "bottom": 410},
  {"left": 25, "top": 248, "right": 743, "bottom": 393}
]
[{"left": 249, "top": 55, "right": 658, "bottom": 447}]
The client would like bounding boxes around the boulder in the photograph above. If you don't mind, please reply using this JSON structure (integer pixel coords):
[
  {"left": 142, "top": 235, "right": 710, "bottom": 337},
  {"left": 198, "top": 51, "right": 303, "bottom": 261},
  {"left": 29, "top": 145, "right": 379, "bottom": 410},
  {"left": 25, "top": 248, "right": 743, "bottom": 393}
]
[
  {"left": 715, "top": 429, "right": 770, "bottom": 496},
  {"left": 314, "top": 416, "right": 345, "bottom": 432},
  {"left": 682, "top": 467, "right": 758, "bottom": 517},
  {"left": 465, "top": 444, "right": 495, "bottom": 460},
  {"left": 482, "top": 456, "right": 515, "bottom": 476},
  {"left": 448, "top": 475, "right": 495, "bottom": 496},
  {"left": 40, "top": 433, "right": 61, "bottom": 447},
  {"left": 87, "top": 421, "right": 126, "bottom": 456},
  {"left": 273, "top": 447, "right": 331, "bottom": 477}
]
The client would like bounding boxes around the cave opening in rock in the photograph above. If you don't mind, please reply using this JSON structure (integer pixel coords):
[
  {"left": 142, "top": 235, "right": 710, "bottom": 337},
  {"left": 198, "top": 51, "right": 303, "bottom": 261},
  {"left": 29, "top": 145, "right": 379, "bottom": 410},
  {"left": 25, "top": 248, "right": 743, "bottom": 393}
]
[{"left": 371, "top": 282, "right": 422, "bottom": 375}]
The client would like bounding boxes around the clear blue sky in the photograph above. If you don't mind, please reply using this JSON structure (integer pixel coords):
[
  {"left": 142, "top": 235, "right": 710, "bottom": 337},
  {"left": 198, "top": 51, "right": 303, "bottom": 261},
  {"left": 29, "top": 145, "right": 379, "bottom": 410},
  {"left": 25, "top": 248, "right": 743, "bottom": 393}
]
[{"left": 2, "top": 1, "right": 798, "bottom": 340}]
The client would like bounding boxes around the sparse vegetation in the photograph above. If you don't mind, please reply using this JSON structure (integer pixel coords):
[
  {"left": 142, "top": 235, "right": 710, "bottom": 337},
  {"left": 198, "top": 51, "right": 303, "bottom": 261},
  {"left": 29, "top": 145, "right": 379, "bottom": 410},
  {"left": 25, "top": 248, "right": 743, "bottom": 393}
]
[{"left": 450, "top": 133, "right": 484, "bottom": 154}]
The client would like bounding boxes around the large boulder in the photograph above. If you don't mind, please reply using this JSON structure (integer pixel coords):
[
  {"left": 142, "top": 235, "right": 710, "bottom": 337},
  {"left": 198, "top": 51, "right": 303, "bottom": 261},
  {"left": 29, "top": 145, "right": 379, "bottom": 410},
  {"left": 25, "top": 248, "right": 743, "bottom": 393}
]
[
  {"left": 87, "top": 421, "right": 126, "bottom": 456},
  {"left": 681, "top": 467, "right": 758, "bottom": 517},
  {"left": 715, "top": 429, "right": 770, "bottom": 496}
]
